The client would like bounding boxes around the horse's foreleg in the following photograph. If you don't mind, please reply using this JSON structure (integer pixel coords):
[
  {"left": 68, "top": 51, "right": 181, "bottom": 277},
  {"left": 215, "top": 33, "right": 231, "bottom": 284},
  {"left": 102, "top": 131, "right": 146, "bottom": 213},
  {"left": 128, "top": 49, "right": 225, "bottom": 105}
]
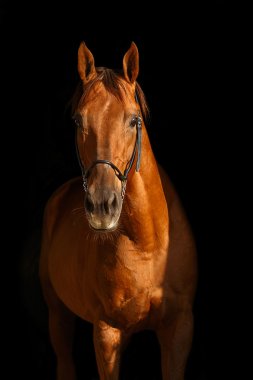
[
  {"left": 93, "top": 320, "right": 123, "bottom": 380},
  {"left": 157, "top": 311, "right": 193, "bottom": 380},
  {"left": 42, "top": 281, "right": 76, "bottom": 380},
  {"left": 49, "top": 306, "right": 76, "bottom": 380}
]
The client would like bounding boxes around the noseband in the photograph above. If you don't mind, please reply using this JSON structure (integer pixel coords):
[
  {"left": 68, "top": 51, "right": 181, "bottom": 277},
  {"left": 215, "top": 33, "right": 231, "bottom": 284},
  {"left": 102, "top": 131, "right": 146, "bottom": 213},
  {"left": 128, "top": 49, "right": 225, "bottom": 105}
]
[{"left": 75, "top": 95, "right": 142, "bottom": 199}]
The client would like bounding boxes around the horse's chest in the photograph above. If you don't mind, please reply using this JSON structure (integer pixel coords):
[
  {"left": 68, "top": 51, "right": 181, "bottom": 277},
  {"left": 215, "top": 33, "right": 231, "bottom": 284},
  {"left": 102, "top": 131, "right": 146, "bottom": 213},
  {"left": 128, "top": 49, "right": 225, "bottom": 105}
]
[{"left": 95, "top": 258, "right": 153, "bottom": 327}]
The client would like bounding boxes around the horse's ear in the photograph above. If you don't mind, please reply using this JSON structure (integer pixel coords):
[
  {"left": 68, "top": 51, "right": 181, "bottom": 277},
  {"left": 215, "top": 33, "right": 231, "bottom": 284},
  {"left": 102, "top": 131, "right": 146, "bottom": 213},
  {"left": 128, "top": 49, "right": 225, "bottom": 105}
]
[
  {"left": 123, "top": 42, "right": 139, "bottom": 83},
  {"left": 78, "top": 42, "right": 96, "bottom": 83}
]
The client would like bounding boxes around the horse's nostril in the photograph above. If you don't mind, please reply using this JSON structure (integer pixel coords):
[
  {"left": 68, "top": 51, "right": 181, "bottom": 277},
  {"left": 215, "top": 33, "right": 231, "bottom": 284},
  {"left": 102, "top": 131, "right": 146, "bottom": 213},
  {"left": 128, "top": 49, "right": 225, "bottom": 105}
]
[
  {"left": 102, "top": 192, "right": 118, "bottom": 215},
  {"left": 111, "top": 194, "right": 117, "bottom": 210},
  {"left": 108, "top": 192, "right": 118, "bottom": 210},
  {"left": 104, "top": 201, "right": 109, "bottom": 214},
  {"left": 85, "top": 195, "right": 95, "bottom": 213}
]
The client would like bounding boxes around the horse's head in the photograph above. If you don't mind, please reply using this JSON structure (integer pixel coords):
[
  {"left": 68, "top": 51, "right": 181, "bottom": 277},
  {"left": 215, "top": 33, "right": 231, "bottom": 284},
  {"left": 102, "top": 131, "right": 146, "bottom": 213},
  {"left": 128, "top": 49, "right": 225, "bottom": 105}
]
[{"left": 73, "top": 42, "right": 148, "bottom": 231}]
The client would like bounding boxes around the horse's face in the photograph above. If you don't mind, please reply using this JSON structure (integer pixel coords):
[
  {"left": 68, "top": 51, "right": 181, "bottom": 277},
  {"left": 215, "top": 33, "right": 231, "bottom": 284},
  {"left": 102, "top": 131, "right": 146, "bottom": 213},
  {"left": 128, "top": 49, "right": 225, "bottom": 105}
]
[
  {"left": 76, "top": 84, "right": 138, "bottom": 231},
  {"left": 75, "top": 42, "right": 140, "bottom": 231}
]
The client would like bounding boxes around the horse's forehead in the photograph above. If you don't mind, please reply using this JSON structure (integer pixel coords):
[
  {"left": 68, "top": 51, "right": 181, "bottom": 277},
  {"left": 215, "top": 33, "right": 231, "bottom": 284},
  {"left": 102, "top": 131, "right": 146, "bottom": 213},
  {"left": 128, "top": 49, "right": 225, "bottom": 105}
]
[{"left": 83, "top": 82, "right": 133, "bottom": 114}]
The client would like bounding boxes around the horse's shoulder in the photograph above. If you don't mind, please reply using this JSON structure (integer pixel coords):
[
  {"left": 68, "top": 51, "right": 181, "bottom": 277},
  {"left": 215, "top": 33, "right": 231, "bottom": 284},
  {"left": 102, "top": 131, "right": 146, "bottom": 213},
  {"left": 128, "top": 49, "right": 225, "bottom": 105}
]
[
  {"left": 43, "top": 177, "right": 82, "bottom": 236},
  {"left": 46, "top": 177, "right": 81, "bottom": 207}
]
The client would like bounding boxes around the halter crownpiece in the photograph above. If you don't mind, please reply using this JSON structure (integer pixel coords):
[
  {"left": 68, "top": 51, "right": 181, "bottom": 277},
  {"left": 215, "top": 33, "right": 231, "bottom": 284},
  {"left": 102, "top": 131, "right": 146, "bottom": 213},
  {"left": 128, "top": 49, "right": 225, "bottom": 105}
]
[{"left": 75, "top": 93, "right": 142, "bottom": 199}]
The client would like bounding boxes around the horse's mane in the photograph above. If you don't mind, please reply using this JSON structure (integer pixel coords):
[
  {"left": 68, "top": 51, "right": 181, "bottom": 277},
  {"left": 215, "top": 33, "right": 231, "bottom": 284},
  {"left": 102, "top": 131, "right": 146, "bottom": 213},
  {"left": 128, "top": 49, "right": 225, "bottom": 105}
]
[{"left": 71, "top": 67, "right": 149, "bottom": 122}]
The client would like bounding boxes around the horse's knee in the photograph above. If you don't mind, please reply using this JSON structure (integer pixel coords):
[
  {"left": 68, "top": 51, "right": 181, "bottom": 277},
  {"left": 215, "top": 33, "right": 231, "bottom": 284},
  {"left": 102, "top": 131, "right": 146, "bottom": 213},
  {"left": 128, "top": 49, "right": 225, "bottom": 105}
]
[{"left": 93, "top": 320, "right": 123, "bottom": 378}]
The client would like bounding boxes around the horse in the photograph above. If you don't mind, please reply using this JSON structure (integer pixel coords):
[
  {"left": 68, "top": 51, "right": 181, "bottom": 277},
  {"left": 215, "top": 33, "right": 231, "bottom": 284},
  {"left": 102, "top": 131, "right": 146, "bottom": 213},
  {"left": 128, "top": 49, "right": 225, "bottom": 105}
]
[{"left": 39, "top": 41, "right": 197, "bottom": 380}]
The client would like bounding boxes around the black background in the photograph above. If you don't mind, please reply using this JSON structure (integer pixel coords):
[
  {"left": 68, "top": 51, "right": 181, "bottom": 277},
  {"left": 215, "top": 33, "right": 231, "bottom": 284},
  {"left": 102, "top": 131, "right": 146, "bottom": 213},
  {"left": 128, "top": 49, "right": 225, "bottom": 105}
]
[{"left": 1, "top": 1, "right": 246, "bottom": 379}]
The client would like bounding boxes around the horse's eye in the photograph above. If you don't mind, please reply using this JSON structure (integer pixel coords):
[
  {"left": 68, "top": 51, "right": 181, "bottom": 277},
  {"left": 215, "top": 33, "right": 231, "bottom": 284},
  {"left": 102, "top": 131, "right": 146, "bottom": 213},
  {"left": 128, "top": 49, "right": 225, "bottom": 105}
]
[
  {"left": 73, "top": 118, "right": 81, "bottom": 129},
  {"left": 129, "top": 117, "right": 137, "bottom": 128}
]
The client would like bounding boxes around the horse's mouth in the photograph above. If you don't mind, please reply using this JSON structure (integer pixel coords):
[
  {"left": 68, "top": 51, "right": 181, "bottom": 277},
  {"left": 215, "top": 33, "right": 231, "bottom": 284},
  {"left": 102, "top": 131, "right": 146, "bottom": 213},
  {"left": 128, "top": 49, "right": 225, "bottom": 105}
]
[
  {"left": 89, "top": 224, "right": 118, "bottom": 233},
  {"left": 87, "top": 215, "right": 120, "bottom": 232}
]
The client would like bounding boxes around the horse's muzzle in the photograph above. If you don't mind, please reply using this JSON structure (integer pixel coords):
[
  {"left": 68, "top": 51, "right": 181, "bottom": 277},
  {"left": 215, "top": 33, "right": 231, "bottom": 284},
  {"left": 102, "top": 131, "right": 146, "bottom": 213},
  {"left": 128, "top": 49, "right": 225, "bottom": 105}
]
[{"left": 84, "top": 189, "right": 122, "bottom": 231}]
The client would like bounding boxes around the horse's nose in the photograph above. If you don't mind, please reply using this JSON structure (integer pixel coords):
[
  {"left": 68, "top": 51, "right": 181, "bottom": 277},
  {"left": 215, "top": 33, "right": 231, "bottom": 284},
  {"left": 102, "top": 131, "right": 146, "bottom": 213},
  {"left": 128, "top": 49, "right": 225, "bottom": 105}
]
[{"left": 85, "top": 190, "right": 119, "bottom": 215}]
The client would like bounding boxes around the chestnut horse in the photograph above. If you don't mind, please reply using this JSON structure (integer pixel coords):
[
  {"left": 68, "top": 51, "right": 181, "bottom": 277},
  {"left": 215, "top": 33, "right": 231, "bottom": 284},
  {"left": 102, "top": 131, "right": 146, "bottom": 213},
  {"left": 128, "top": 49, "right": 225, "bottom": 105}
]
[{"left": 39, "top": 42, "right": 197, "bottom": 380}]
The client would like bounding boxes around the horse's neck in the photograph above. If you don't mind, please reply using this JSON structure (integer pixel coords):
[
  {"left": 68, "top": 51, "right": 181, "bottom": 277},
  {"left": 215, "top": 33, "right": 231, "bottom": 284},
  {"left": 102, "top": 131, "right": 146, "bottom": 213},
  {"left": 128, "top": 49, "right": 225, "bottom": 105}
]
[{"left": 123, "top": 129, "right": 169, "bottom": 252}]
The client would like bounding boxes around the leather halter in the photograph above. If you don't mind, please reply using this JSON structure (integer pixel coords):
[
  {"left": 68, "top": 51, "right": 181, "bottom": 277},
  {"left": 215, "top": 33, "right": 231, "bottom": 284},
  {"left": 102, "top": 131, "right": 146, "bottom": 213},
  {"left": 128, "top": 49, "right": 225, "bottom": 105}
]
[{"left": 75, "top": 94, "right": 142, "bottom": 199}]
